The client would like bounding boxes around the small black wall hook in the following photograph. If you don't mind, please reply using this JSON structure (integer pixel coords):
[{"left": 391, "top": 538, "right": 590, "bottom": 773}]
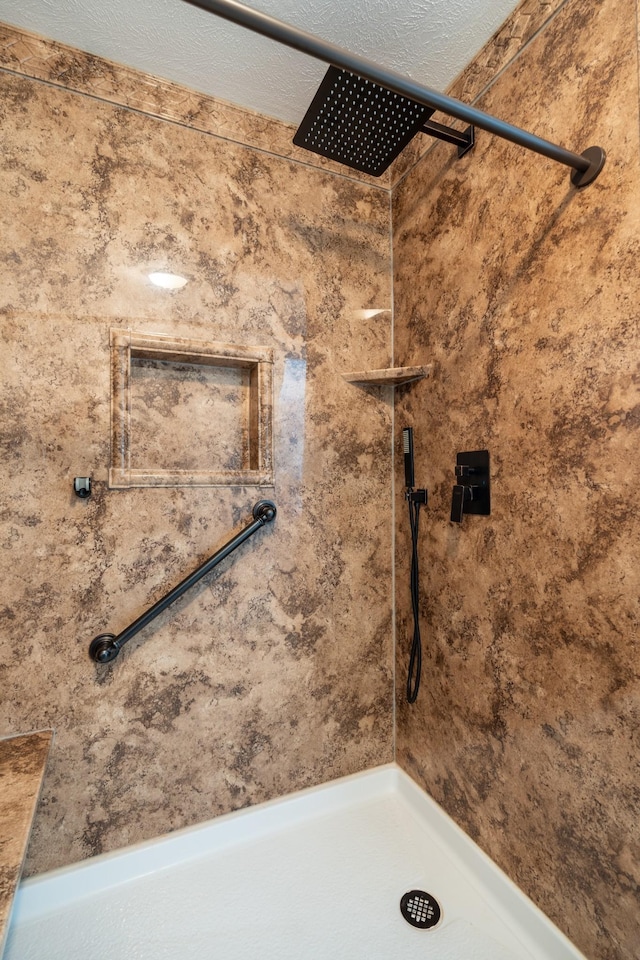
[{"left": 73, "top": 477, "right": 92, "bottom": 499}]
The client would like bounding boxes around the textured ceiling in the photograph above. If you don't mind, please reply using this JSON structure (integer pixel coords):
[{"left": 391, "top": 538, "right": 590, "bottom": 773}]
[{"left": 0, "top": 0, "right": 521, "bottom": 124}]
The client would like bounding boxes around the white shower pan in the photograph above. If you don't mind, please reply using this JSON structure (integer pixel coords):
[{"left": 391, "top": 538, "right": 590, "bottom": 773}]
[{"left": 5, "top": 764, "right": 587, "bottom": 960}]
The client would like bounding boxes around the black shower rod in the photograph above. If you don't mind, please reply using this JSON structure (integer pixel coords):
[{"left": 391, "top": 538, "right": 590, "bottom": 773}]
[{"left": 184, "top": 0, "right": 605, "bottom": 187}]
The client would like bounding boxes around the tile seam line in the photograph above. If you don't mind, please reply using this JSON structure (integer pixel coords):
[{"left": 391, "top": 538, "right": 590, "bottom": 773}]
[
  {"left": 390, "top": 0, "right": 575, "bottom": 194},
  {"left": 389, "top": 184, "right": 396, "bottom": 762},
  {"left": 0, "top": 64, "right": 393, "bottom": 194},
  {"left": 636, "top": 0, "right": 640, "bottom": 156}
]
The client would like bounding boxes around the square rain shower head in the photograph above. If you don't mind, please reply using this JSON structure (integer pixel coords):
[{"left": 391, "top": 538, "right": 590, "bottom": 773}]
[{"left": 294, "top": 66, "right": 435, "bottom": 177}]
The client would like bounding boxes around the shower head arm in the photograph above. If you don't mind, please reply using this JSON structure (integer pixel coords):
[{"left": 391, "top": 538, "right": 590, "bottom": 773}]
[
  {"left": 421, "top": 119, "right": 474, "bottom": 158},
  {"left": 183, "top": 0, "right": 605, "bottom": 187}
]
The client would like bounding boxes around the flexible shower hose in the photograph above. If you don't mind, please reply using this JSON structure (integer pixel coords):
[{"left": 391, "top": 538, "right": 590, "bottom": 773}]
[{"left": 406, "top": 494, "right": 422, "bottom": 703}]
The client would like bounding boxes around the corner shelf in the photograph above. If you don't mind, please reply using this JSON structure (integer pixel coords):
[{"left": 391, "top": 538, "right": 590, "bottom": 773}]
[{"left": 342, "top": 365, "right": 431, "bottom": 387}]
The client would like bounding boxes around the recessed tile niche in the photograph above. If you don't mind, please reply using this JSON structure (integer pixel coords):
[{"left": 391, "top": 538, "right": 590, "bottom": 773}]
[{"left": 109, "top": 330, "right": 274, "bottom": 488}]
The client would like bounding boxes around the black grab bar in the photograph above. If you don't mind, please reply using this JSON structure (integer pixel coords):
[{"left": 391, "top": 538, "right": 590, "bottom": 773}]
[{"left": 89, "top": 500, "right": 277, "bottom": 664}]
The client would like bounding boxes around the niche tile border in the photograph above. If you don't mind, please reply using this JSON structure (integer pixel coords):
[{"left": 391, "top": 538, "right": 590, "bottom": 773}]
[{"left": 109, "top": 329, "right": 274, "bottom": 488}]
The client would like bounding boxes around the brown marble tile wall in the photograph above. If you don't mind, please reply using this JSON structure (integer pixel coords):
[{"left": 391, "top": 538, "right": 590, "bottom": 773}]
[
  {"left": 388, "top": 0, "right": 566, "bottom": 186},
  {"left": 393, "top": 0, "right": 640, "bottom": 958},
  {"left": 0, "top": 51, "right": 393, "bottom": 874},
  {"left": 0, "top": 21, "right": 385, "bottom": 187}
]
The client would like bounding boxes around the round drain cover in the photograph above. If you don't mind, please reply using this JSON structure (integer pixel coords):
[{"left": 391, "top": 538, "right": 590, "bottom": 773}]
[{"left": 400, "top": 889, "right": 441, "bottom": 929}]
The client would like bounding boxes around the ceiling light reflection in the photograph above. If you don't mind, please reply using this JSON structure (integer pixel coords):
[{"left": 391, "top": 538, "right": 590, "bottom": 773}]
[{"left": 148, "top": 271, "right": 188, "bottom": 290}]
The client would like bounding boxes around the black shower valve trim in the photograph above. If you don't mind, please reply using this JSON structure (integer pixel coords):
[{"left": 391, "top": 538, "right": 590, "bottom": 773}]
[{"left": 450, "top": 450, "right": 490, "bottom": 523}]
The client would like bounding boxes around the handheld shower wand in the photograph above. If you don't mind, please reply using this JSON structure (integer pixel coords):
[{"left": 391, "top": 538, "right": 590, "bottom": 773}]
[
  {"left": 402, "top": 428, "right": 427, "bottom": 703},
  {"left": 403, "top": 426, "right": 415, "bottom": 490}
]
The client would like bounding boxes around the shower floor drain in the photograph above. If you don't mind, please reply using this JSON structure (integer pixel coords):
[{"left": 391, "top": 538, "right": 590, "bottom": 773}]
[{"left": 400, "top": 890, "right": 442, "bottom": 929}]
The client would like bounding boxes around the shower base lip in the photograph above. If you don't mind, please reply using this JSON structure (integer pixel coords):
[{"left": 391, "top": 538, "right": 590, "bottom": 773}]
[{"left": 8, "top": 764, "right": 586, "bottom": 960}]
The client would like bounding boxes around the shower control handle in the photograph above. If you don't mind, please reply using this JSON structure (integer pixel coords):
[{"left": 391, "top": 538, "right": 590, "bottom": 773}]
[{"left": 450, "top": 484, "right": 474, "bottom": 523}]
